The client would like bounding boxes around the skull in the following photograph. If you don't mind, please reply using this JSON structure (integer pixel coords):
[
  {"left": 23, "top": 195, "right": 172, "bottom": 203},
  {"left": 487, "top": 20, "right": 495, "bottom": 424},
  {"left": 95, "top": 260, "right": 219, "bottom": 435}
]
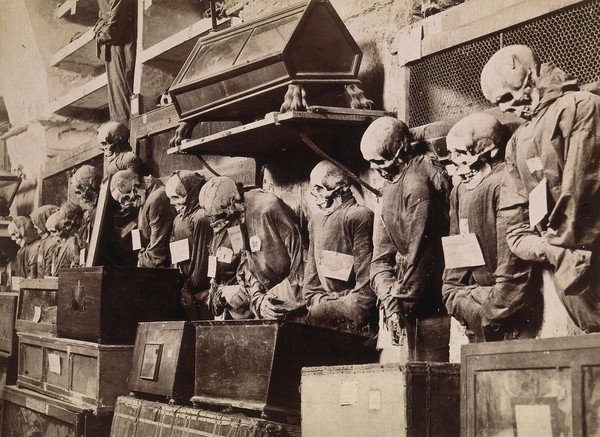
[
  {"left": 7, "top": 221, "right": 24, "bottom": 247},
  {"left": 445, "top": 113, "right": 508, "bottom": 190},
  {"left": 72, "top": 165, "right": 101, "bottom": 207},
  {"left": 110, "top": 170, "right": 145, "bottom": 210},
  {"left": 165, "top": 174, "right": 188, "bottom": 217},
  {"left": 480, "top": 45, "right": 541, "bottom": 120},
  {"left": 197, "top": 177, "right": 243, "bottom": 232},
  {"left": 309, "top": 160, "right": 349, "bottom": 212},
  {"left": 31, "top": 205, "right": 59, "bottom": 237},
  {"left": 57, "top": 202, "right": 83, "bottom": 239},
  {"left": 97, "top": 121, "right": 130, "bottom": 158},
  {"left": 360, "top": 117, "right": 413, "bottom": 181},
  {"left": 46, "top": 212, "right": 60, "bottom": 239}
]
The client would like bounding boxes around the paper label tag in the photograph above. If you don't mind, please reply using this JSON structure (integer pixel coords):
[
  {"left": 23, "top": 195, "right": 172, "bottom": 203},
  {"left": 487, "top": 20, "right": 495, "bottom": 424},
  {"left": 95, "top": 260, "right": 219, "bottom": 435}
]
[
  {"left": 459, "top": 218, "right": 469, "bottom": 235},
  {"left": 48, "top": 353, "right": 61, "bottom": 375},
  {"left": 207, "top": 256, "right": 217, "bottom": 278},
  {"left": 216, "top": 247, "right": 234, "bottom": 264},
  {"left": 442, "top": 234, "right": 486, "bottom": 269},
  {"left": 320, "top": 250, "right": 354, "bottom": 281},
  {"left": 32, "top": 306, "right": 42, "bottom": 323},
  {"left": 227, "top": 226, "right": 244, "bottom": 253},
  {"left": 131, "top": 229, "right": 142, "bottom": 251},
  {"left": 526, "top": 156, "right": 544, "bottom": 173},
  {"left": 170, "top": 239, "right": 190, "bottom": 264},
  {"left": 515, "top": 404, "right": 553, "bottom": 437},
  {"left": 529, "top": 177, "right": 548, "bottom": 228},
  {"left": 249, "top": 235, "right": 261, "bottom": 252},
  {"left": 339, "top": 381, "right": 359, "bottom": 406},
  {"left": 79, "top": 248, "right": 86, "bottom": 266}
]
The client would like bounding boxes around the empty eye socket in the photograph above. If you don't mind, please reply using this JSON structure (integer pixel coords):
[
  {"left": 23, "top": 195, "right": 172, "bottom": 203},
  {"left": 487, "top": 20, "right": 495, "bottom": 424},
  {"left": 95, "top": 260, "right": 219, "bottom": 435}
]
[{"left": 496, "top": 93, "right": 514, "bottom": 105}]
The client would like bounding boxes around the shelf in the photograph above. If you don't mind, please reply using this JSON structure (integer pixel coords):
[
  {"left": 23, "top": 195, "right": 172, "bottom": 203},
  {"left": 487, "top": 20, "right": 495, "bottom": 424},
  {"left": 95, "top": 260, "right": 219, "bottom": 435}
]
[
  {"left": 55, "top": 0, "right": 98, "bottom": 25},
  {"left": 168, "top": 107, "right": 394, "bottom": 157},
  {"left": 50, "top": 28, "right": 103, "bottom": 74},
  {"left": 48, "top": 73, "right": 108, "bottom": 118},
  {"left": 139, "top": 18, "right": 230, "bottom": 66}
]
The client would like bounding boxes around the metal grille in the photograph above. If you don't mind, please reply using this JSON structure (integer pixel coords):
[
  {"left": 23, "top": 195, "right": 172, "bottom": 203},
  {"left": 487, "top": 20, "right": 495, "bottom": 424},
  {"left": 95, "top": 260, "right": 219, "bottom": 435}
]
[
  {"left": 408, "top": 1, "right": 600, "bottom": 127},
  {"left": 72, "top": 354, "right": 98, "bottom": 397}
]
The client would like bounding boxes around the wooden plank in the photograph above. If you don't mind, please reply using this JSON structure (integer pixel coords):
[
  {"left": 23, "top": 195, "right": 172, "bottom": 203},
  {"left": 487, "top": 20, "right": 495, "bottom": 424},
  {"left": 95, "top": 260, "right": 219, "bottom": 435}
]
[
  {"left": 420, "top": 0, "right": 585, "bottom": 56},
  {"left": 168, "top": 110, "right": 391, "bottom": 157},
  {"left": 56, "top": 0, "right": 77, "bottom": 19},
  {"left": 129, "top": 104, "right": 180, "bottom": 143},
  {"left": 138, "top": 18, "right": 230, "bottom": 65},
  {"left": 50, "top": 28, "right": 103, "bottom": 73},
  {"left": 42, "top": 140, "right": 101, "bottom": 179},
  {"left": 48, "top": 73, "right": 108, "bottom": 118}
]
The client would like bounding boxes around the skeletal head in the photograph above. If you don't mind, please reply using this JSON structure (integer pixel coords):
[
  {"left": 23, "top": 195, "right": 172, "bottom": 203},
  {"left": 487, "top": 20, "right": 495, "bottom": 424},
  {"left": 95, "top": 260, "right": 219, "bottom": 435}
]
[
  {"left": 360, "top": 117, "right": 413, "bottom": 181},
  {"left": 72, "top": 165, "right": 101, "bottom": 207},
  {"left": 7, "top": 216, "right": 38, "bottom": 248},
  {"left": 57, "top": 202, "right": 83, "bottom": 239},
  {"left": 97, "top": 121, "right": 130, "bottom": 158},
  {"left": 198, "top": 176, "right": 243, "bottom": 232},
  {"left": 446, "top": 113, "right": 509, "bottom": 189},
  {"left": 7, "top": 220, "right": 24, "bottom": 247},
  {"left": 31, "top": 205, "right": 59, "bottom": 237},
  {"left": 46, "top": 212, "right": 60, "bottom": 238},
  {"left": 481, "top": 45, "right": 541, "bottom": 120},
  {"left": 309, "top": 160, "right": 350, "bottom": 211},
  {"left": 165, "top": 174, "right": 188, "bottom": 216},
  {"left": 110, "top": 170, "right": 145, "bottom": 210}
]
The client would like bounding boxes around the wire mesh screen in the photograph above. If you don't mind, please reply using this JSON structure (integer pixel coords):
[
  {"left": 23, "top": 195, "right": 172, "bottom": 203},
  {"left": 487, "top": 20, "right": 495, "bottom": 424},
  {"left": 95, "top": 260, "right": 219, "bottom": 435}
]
[{"left": 408, "top": 1, "right": 600, "bottom": 127}]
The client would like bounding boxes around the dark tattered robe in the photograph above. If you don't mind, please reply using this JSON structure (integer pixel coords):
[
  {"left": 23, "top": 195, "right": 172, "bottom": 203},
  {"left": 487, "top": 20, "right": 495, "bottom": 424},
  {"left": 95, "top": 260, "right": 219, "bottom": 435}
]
[
  {"left": 11, "top": 217, "right": 41, "bottom": 279},
  {"left": 137, "top": 179, "right": 175, "bottom": 268},
  {"left": 371, "top": 153, "right": 451, "bottom": 360},
  {"left": 304, "top": 196, "right": 377, "bottom": 334},
  {"left": 31, "top": 205, "right": 59, "bottom": 277},
  {"left": 243, "top": 190, "right": 306, "bottom": 319},
  {"left": 442, "top": 163, "right": 541, "bottom": 341},
  {"left": 171, "top": 172, "right": 213, "bottom": 320},
  {"left": 500, "top": 65, "right": 600, "bottom": 332}
]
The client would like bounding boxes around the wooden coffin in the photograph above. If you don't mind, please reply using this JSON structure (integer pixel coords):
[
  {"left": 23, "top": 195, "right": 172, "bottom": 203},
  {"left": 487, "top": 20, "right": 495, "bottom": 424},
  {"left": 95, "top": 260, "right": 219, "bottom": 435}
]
[
  {"left": 15, "top": 278, "right": 58, "bottom": 336},
  {"left": 17, "top": 332, "right": 133, "bottom": 414},
  {"left": 0, "top": 292, "right": 19, "bottom": 357},
  {"left": 2, "top": 385, "right": 113, "bottom": 437},
  {"left": 111, "top": 395, "right": 301, "bottom": 437},
  {"left": 128, "top": 321, "right": 196, "bottom": 403},
  {"left": 461, "top": 333, "right": 600, "bottom": 437},
  {"left": 301, "top": 362, "right": 460, "bottom": 437},
  {"left": 57, "top": 266, "right": 183, "bottom": 344},
  {"left": 192, "top": 320, "right": 377, "bottom": 418}
]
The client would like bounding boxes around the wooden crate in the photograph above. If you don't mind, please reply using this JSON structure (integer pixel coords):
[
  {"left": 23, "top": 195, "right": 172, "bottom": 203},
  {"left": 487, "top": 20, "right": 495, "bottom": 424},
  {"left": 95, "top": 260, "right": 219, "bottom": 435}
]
[
  {"left": 57, "top": 266, "right": 183, "bottom": 344},
  {"left": 301, "top": 362, "right": 460, "bottom": 437},
  {"left": 17, "top": 332, "right": 133, "bottom": 414},
  {"left": 111, "top": 395, "right": 301, "bottom": 437},
  {"left": 461, "top": 333, "right": 600, "bottom": 437},
  {"left": 15, "top": 278, "right": 58, "bottom": 336},
  {"left": 128, "top": 321, "right": 196, "bottom": 404},
  {"left": 1, "top": 385, "right": 113, "bottom": 437},
  {"left": 0, "top": 292, "right": 19, "bottom": 357},
  {"left": 192, "top": 320, "right": 378, "bottom": 418}
]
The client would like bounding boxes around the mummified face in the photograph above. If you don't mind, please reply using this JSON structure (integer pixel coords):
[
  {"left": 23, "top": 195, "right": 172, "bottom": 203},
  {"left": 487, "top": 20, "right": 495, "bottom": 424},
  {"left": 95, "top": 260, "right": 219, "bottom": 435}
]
[
  {"left": 360, "top": 117, "right": 413, "bottom": 182},
  {"left": 57, "top": 202, "right": 83, "bottom": 239},
  {"left": 445, "top": 113, "right": 507, "bottom": 190},
  {"left": 309, "top": 161, "right": 347, "bottom": 212},
  {"left": 7, "top": 222, "right": 24, "bottom": 247},
  {"left": 197, "top": 177, "right": 243, "bottom": 232},
  {"left": 165, "top": 175, "right": 187, "bottom": 217},
  {"left": 481, "top": 45, "right": 541, "bottom": 120}
]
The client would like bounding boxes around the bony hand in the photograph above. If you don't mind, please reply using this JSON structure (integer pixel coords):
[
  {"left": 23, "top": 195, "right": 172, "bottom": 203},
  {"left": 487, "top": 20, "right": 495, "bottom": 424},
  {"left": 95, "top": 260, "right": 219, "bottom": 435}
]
[
  {"left": 220, "top": 285, "right": 249, "bottom": 309},
  {"left": 95, "top": 31, "right": 111, "bottom": 45},
  {"left": 260, "top": 296, "right": 287, "bottom": 320},
  {"left": 386, "top": 313, "right": 405, "bottom": 346}
]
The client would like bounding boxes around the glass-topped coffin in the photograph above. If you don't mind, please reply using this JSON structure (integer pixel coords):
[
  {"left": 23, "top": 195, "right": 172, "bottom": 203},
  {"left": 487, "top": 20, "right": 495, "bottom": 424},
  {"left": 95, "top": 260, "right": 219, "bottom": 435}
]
[{"left": 169, "top": 0, "right": 363, "bottom": 121}]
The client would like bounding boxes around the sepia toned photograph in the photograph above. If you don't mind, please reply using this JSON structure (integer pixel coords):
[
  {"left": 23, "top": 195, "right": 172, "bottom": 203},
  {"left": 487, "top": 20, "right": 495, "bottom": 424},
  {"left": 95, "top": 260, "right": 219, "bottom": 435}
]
[{"left": 0, "top": 0, "right": 599, "bottom": 435}]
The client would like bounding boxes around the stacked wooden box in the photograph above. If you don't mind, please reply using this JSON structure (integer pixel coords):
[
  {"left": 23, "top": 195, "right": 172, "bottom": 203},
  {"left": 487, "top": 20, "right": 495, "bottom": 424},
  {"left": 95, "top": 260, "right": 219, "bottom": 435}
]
[
  {"left": 119, "top": 320, "right": 378, "bottom": 436},
  {"left": 2, "top": 267, "right": 183, "bottom": 437}
]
